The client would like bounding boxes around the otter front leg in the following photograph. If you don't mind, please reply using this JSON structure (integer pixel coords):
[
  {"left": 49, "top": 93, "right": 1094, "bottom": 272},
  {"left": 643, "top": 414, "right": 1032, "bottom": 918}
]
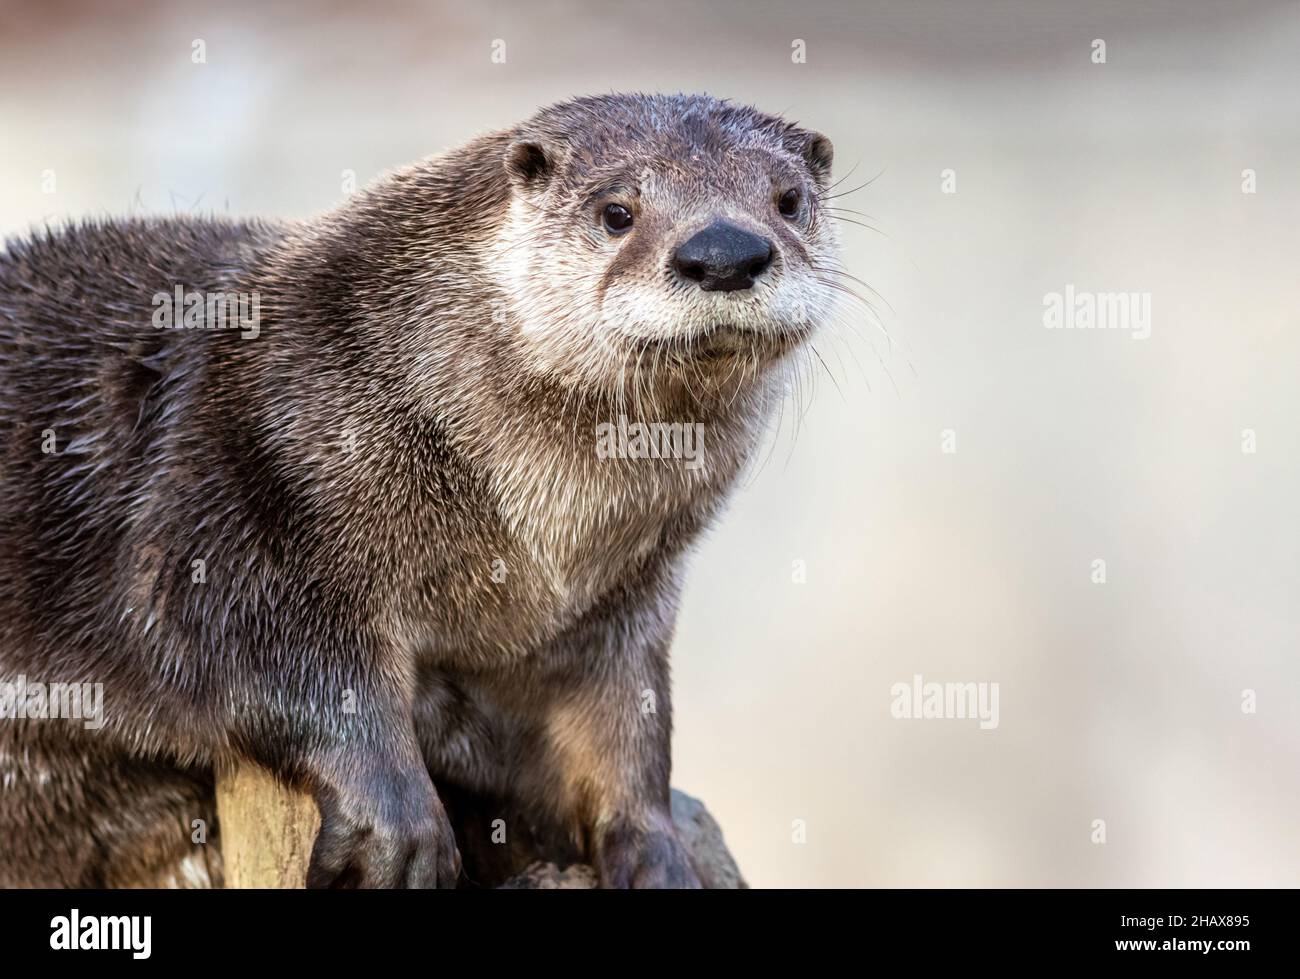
[
  {"left": 526, "top": 604, "right": 701, "bottom": 889},
  {"left": 302, "top": 730, "right": 461, "bottom": 889},
  {"left": 234, "top": 639, "right": 460, "bottom": 888}
]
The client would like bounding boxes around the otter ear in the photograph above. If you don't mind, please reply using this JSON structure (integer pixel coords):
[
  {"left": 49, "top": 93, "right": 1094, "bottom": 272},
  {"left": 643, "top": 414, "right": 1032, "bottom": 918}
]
[
  {"left": 505, "top": 139, "right": 556, "bottom": 193},
  {"left": 787, "top": 130, "right": 834, "bottom": 187},
  {"left": 805, "top": 134, "right": 834, "bottom": 182}
]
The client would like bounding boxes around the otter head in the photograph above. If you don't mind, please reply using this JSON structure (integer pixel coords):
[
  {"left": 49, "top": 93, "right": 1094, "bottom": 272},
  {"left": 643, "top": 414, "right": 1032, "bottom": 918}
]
[{"left": 495, "top": 93, "right": 841, "bottom": 403}]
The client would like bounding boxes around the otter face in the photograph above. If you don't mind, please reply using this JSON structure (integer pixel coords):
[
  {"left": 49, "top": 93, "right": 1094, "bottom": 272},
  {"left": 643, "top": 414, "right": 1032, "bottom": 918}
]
[{"left": 495, "top": 94, "right": 841, "bottom": 397}]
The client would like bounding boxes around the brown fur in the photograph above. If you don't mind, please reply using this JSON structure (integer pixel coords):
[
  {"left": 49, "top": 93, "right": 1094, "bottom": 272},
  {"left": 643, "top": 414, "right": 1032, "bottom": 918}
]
[{"left": 0, "top": 93, "right": 839, "bottom": 887}]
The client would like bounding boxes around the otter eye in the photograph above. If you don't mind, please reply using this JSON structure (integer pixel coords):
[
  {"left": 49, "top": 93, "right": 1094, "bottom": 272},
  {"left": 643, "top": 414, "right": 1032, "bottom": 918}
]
[
  {"left": 778, "top": 188, "right": 801, "bottom": 218},
  {"left": 602, "top": 203, "right": 634, "bottom": 234}
]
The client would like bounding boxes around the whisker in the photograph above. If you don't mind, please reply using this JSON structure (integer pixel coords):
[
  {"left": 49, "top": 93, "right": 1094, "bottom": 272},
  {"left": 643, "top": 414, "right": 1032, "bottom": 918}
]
[
  {"left": 821, "top": 158, "right": 863, "bottom": 194},
  {"left": 818, "top": 165, "right": 886, "bottom": 202}
]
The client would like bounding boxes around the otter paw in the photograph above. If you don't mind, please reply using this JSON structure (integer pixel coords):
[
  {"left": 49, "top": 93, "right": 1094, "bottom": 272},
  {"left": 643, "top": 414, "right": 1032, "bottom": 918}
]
[
  {"left": 307, "top": 770, "right": 461, "bottom": 889},
  {"left": 594, "top": 819, "right": 702, "bottom": 889}
]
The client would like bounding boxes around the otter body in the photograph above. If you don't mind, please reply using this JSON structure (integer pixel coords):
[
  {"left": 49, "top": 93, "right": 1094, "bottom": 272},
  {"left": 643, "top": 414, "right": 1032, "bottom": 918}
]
[{"left": 0, "top": 94, "right": 839, "bottom": 887}]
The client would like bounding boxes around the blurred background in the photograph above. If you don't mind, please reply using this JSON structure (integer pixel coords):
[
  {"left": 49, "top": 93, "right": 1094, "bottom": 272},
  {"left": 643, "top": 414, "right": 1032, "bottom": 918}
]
[{"left": 2, "top": 0, "right": 1297, "bottom": 886}]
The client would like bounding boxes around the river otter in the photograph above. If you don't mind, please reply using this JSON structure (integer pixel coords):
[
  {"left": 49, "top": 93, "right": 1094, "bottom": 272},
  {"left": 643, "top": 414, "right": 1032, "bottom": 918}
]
[{"left": 0, "top": 93, "right": 840, "bottom": 888}]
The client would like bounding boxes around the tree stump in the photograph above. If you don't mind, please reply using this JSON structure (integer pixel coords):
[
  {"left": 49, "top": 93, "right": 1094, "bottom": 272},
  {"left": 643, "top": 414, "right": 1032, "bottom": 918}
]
[
  {"left": 214, "top": 764, "right": 319, "bottom": 888},
  {"left": 213, "top": 764, "right": 745, "bottom": 889}
]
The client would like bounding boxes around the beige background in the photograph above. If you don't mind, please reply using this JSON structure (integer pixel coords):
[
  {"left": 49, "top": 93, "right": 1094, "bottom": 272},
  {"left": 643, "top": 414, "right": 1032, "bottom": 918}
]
[{"left": 1, "top": 0, "right": 1296, "bottom": 886}]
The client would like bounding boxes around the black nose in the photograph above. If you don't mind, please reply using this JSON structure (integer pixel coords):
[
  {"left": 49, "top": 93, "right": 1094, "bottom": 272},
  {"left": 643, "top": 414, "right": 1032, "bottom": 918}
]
[{"left": 671, "top": 221, "right": 775, "bottom": 292}]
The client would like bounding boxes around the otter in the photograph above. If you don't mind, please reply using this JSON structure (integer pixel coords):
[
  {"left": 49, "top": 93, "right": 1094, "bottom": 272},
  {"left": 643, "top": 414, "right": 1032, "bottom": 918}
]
[{"left": 0, "top": 93, "right": 840, "bottom": 888}]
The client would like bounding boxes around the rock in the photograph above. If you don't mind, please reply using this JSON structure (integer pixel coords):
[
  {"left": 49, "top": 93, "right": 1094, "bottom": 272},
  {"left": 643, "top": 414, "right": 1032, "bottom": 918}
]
[
  {"left": 499, "top": 789, "right": 746, "bottom": 889},
  {"left": 669, "top": 788, "right": 747, "bottom": 889}
]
